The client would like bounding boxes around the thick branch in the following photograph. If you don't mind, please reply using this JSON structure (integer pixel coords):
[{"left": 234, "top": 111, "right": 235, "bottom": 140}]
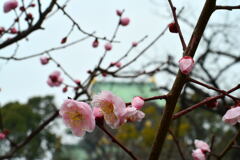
[{"left": 148, "top": 0, "right": 216, "bottom": 159}]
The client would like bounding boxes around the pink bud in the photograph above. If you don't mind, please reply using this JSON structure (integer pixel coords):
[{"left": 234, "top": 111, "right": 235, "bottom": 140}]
[
  {"left": 120, "top": 17, "right": 130, "bottom": 26},
  {"left": 116, "top": 10, "right": 122, "bottom": 16},
  {"left": 74, "top": 79, "right": 81, "bottom": 85},
  {"left": 104, "top": 43, "right": 112, "bottom": 51},
  {"left": 92, "top": 39, "right": 99, "bottom": 48},
  {"left": 179, "top": 56, "right": 194, "bottom": 75},
  {"left": 40, "top": 57, "right": 49, "bottom": 65},
  {"left": 29, "top": 3, "right": 35, "bottom": 7},
  {"left": 10, "top": 28, "right": 17, "bottom": 34},
  {"left": 62, "top": 86, "right": 68, "bottom": 93},
  {"left": 132, "top": 42, "right": 138, "bottom": 47},
  {"left": 110, "top": 62, "right": 121, "bottom": 68},
  {"left": 25, "top": 13, "right": 33, "bottom": 21},
  {"left": 132, "top": 96, "right": 144, "bottom": 110},
  {"left": 168, "top": 22, "right": 178, "bottom": 33},
  {"left": 194, "top": 140, "right": 210, "bottom": 153},
  {"left": 3, "top": 0, "right": 18, "bottom": 13},
  {"left": 0, "top": 133, "right": 6, "bottom": 140},
  {"left": 102, "top": 72, "right": 107, "bottom": 77},
  {"left": 61, "top": 37, "right": 67, "bottom": 44}
]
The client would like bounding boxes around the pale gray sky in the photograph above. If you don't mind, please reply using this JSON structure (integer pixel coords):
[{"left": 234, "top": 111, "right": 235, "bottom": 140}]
[{"left": 0, "top": 0, "right": 238, "bottom": 106}]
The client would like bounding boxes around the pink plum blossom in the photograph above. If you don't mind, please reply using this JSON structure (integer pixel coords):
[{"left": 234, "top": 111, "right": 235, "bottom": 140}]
[
  {"left": 47, "top": 71, "right": 63, "bottom": 87},
  {"left": 131, "top": 96, "right": 144, "bottom": 110},
  {"left": 40, "top": 57, "right": 49, "bottom": 65},
  {"left": 179, "top": 56, "right": 194, "bottom": 75},
  {"left": 0, "top": 133, "right": 6, "bottom": 140},
  {"left": 192, "top": 149, "right": 206, "bottom": 160},
  {"left": 59, "top": 99, "right": 95, "bottom": 136},
  {"left": 122, "top": 107, "right": 145, "bottom": 123},
  {"left": 104, "top": 43, "right": 112, "bottom": 51},
  {"left": 91, "top": 91, "right": 126, "bottom": 129},
  {"left": 4, "top": 0, "right": 18, "bottom": 13},
  {"left": 194, "top": 139, "right": 210, "bottom": 152},
  {"left": 120, "top": 17, "right": 130, "bottom": 26},
  {"left": 222, "top": 106, "right": 240, "bottom": 125}
]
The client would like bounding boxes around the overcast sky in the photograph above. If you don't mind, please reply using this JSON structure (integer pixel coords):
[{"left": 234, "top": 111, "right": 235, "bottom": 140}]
[{"left": 0, "top": 0, "right": 238, "bottom": 106}]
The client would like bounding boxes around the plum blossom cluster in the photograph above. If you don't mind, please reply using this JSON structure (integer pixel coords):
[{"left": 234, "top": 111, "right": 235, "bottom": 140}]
[
  {"left": 192, "top": 139, "right": 210, "bottom": 160},
  {"left": 59, "top": 91, "right": 145, "bottom": 136}
]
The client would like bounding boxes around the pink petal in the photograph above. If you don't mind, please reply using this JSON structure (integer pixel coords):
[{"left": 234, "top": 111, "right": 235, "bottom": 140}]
[
  {"left": 4, "top": 0, "right": 18, "bottom": 13},
  {"left": 0, "top": 133, "right": 6, "bottom": 140},
  {"left": 192, "top": 149, "right": 206, "bottom": 160},
  {"left": 92, "top": 91, "right": 126, "bottom": 129},
  {"left": 194, "top": 139, "right": 210, "bottom": 152},
  {"left": 222, "top": 106, "right": 240, "bottom": 125}
]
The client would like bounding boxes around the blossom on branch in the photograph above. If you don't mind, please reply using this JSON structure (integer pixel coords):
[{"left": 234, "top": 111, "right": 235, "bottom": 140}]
[
  {"left": 0, "top": 133, "right": 6, "bottom": 140},
  {"left": 179, "top": 56, "right": 194, "bottom": 75},
  {"left": 47, "top": 71, "right": 63, "bottom": 87},
  {"left": 40, "top": 57, "right": 49, "bottom": 65},
  {"left": 222, "top": 106, "right": 240, "bottom": 125},
  {"left": 122, "top": 107, "right": 145, "bottom": 123},
  {"left": 59, "top": 99, "right": 95, "bottom": 136},
  {"left": 192, "top": 149, "right": 206, "bottom": 160},
  {"left": 194, "top": 139, "right": 210, "bottom": 153},
  {"left": 192, "top": 139, "right": 210, "bottom": 160},
  {"left": 120, "top": 17, "right": 130, "bottom": 26},
  {"left": 131, "top": 96, "right": 144, "bottom": 110},
  {"left": 92, "top": 91, "right": 126, "bottom": 129}
]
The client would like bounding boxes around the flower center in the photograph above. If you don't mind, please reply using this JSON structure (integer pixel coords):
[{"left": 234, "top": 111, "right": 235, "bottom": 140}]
[
  {"left": 66, "top": 111, "right": 84, "bottom": 127},
  {"left": 101, "top": 101, "right": 114, "bottom": 114}
]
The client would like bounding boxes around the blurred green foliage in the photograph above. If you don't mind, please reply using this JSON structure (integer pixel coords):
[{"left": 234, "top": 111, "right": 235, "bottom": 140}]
[{"left": 0, "top": 96, "right": 59, "bottom": 160}]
